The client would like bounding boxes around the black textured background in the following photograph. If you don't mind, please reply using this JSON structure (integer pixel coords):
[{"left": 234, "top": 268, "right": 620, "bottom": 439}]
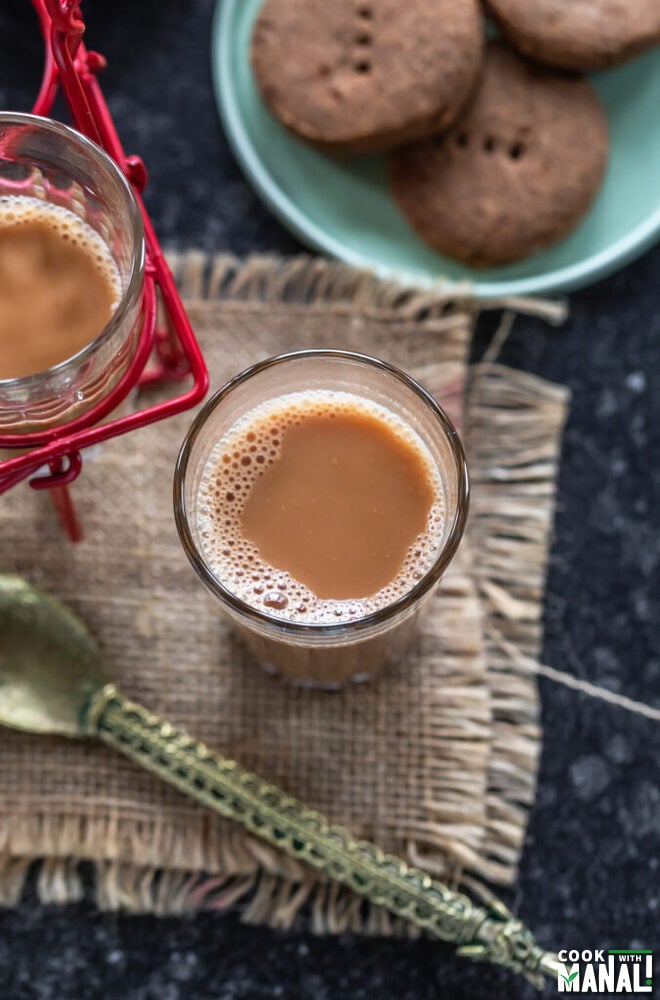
[{"left": 0, "top": 2, "right": 658, "bottom": 998}]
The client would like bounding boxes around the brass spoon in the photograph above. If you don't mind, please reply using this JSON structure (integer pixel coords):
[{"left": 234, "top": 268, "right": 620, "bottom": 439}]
[{"left": 0, "top": 574, "right": 559, "bottom": 988}]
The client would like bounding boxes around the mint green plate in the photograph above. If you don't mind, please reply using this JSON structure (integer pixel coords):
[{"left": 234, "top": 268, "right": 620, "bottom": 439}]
[{"left": 212, "top": 0, "right": 660, "bottom": 297}]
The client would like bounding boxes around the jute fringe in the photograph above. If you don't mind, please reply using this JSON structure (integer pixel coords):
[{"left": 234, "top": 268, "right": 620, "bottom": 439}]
[
  {"left": 171, "top": 252, "right": 471, "bottom": 319},
  {"left": 467, "top": 363, "right": 569, "bottom": 883},
  {"left": 170, "top": 251, "right": 568, "bottom": 326},
  {"left": 0, "top": 254, "right": 569, "bottom": 928}
]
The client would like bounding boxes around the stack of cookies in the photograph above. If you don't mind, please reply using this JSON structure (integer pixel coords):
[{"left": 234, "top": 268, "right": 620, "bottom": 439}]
[{"left": 251, "top": 0, "right": 660, "bottom": 267}]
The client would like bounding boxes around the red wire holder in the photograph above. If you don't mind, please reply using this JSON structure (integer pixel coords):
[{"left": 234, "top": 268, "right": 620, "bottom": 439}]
[{"left": 0, "top": 0, "right": 209, "bottom": 538}]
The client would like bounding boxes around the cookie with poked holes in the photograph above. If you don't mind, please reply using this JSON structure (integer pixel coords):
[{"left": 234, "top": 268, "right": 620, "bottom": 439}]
[
  {"left": 388, "top": 44, "right": 609, "bottom": 267},
  {"left": 485, "top": 0, "right": 660, "bottom": 72},
  {"left": 251, "top": 0, "right": 483, "bottom": 156}
]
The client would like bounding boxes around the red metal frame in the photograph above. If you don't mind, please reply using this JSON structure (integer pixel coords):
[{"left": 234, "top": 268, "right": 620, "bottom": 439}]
[{"left": 0, "top": 0, "right": 209, "bottom": 538}]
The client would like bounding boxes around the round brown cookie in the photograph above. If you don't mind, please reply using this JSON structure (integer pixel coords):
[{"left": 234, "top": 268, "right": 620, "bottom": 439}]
[
  {"left": 388, "top": 44, "right": 609, "bottom": 268},
  {"left": 486, "top": 0, "right": 660, "bottom": 72},
  {"left": 251, "top": 0, "right": 483, "bottom": 156}
]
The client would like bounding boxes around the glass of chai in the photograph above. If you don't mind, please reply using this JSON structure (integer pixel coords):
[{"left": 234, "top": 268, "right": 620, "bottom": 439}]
[
  {"left": 0, "top": 113, "right": 144, "bottom": 435},
  {"left": 175, "top": 351, "right": 469, "bottom": 688}
]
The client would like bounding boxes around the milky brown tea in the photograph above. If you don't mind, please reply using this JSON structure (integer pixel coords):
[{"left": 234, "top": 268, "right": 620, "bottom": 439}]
[
  {"left": 0, "top": 196, "right": 121, "bottom": 380},
  {"left": 195, "top": 390, "right": 449, "bottom": 682}
]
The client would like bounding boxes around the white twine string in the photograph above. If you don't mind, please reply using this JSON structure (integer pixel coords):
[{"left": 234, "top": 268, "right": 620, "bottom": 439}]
[
  {"left": 536, "top": 660, "right": 660, "bottom": 723},
  {"left": 482, "top": 295, "right": 568, "bottom": 325},
  {"left": 480, "top": 309, "right": 516, "bottom": 366},
  {"left": 491, "top": 630, "right": 660, "bottom": 724}
]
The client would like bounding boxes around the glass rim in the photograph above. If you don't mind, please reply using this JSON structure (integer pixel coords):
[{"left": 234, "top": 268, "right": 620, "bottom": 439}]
[
  {"left": 0, "top": 112, "right": 145, "bottom": 390},
  {"left": 175, "top": 350, "right": 470, "bottom": 639}
]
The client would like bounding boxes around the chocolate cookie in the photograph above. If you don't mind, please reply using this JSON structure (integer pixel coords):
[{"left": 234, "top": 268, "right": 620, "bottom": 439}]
[
  {"left": 251, "top": 0, "right": 483, "bottom": 156},
  {"left": 388, "top": 44, "right": 609, "bottom": 268},
  {"left": 486, "top": 0, "right": 660, "bottom": 72}
]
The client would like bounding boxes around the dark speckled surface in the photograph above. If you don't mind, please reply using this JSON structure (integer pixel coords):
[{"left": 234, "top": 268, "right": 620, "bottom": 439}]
[{"left": 0, "top": 2, "right": 659, "bottom": 998}]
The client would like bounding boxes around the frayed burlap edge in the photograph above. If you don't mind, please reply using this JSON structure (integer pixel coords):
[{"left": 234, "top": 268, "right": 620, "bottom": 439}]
[
  {"left": 466, "top": 362, "right": 569, "bottom": 884},
  {"left": 0, "top": 255, "right": 569, "bottom": 929}
]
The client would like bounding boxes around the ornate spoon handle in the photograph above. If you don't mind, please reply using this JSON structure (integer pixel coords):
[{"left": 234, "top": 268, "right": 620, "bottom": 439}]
[{"left": 85, "top": 684, "right": 558, "bottom": 988}]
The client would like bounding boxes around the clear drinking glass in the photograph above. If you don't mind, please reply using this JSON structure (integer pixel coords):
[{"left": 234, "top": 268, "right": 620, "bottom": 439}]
[
  {"left": 174, "top": 350, "right": 469, "bottom": 687},
  {"left": 0, "top": 113, "right": 145, "bottom": 434}
]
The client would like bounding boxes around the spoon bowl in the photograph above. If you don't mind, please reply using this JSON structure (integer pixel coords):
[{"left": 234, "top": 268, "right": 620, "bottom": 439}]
[{"left": 0, "top": 575, "right": 105, "bottom": 736}]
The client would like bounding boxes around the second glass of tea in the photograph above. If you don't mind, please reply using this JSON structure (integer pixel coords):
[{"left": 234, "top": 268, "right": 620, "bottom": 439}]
[{"left": 0, "top": 113, "right": 144, "bottom": 436}]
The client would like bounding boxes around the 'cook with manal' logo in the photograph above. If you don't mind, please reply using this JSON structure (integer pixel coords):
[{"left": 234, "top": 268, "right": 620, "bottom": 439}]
[{"left": 557, "top": 949, "right": 654, "bottom": 993}]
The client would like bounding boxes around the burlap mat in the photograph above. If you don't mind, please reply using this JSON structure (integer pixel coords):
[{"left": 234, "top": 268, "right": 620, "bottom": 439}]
[{"left": 0, "top": 255, "right": 568, "bottom": 930}]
